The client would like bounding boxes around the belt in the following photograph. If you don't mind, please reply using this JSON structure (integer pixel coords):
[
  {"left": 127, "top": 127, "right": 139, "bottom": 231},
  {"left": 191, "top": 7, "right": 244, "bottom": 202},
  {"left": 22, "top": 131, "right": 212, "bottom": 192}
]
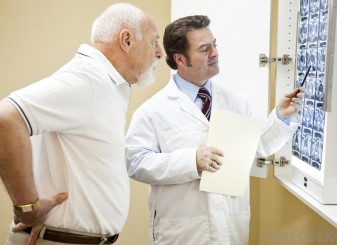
[{"left": 14, "top": 217, "right": 118, "bottom": 244}]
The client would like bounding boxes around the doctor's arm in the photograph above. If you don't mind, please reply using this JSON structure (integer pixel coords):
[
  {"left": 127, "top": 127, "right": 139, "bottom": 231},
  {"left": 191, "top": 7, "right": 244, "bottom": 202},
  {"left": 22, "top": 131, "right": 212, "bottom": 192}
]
[
  {"left": 125, "top": 110, "right": 223, "bottom": 185},
  {"left": 256, "top": 87, "right": 303, "bottom": 156}
]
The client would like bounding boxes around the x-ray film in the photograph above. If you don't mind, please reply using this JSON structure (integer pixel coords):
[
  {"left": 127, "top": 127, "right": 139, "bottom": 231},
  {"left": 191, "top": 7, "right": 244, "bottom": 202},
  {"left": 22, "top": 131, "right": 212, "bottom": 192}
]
[{"left": 292, "top": 0, "right": 329, "bottom": 170}]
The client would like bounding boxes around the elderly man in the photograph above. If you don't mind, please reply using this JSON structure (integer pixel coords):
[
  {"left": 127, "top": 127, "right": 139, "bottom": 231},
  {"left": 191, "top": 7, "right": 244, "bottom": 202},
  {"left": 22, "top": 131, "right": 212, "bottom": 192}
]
[{"left": 0, "top": 3, "right": 162, "bottom": 245}]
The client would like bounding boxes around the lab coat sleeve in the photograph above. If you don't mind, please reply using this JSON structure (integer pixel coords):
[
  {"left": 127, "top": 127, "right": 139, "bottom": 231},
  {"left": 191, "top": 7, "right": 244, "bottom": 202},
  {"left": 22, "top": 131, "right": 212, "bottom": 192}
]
[
  {"left": 125, "top": 109, "right": 200, "bottom": 185},
  {"left": 256, "top": 108, "right": 301, "bottom": 157}
]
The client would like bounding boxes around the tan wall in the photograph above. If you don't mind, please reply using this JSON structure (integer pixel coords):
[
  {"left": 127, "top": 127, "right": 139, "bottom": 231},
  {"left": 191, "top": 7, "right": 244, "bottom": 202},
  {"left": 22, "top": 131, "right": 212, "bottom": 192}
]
[
  {"left": 249, "top": 1, "right": 337, "bottom": 244},
  {"left": 0, "top": 1, "right": 169, "bottom": 244},
  {"left": 1, "top": 1, "right": 337, "bottom": 245}
]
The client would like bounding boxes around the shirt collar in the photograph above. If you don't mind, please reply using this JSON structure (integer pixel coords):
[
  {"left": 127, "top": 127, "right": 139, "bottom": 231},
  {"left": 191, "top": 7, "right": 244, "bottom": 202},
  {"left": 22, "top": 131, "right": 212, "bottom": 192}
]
[
  {"left": 173, "top": 73, "right": 212, "bottom": 102},
  {"left": 76, "top": 44, "right": 128, "bottom": 86}
]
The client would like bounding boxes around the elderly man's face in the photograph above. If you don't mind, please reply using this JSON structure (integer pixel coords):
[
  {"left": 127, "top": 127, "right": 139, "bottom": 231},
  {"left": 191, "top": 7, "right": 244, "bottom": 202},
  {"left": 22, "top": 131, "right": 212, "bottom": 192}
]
[{"left": 133, "top": 15, "right": 163, "bottom": 87}]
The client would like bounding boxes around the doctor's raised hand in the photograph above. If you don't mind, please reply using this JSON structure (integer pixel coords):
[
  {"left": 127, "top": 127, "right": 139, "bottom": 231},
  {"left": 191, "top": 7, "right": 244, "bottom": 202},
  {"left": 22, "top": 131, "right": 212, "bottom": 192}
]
[
  {"left": 196, "top": 146, "right": 224, "bottom": 172},
  {"left": 277, "top": 87, "right": 304, "bottom": 118}
]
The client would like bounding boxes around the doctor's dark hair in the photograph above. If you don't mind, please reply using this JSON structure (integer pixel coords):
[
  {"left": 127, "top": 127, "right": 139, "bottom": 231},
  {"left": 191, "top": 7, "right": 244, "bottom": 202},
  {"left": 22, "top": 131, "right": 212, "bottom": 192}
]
[{"left": 163, "top": 15, "right": 210, "bottom": 70}]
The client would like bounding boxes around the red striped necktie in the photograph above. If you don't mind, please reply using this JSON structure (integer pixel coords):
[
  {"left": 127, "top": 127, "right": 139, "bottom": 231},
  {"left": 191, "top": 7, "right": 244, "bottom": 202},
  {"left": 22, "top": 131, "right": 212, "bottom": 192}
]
[{"left": 197, "top": 87, "right": 212, "bottom": 121}]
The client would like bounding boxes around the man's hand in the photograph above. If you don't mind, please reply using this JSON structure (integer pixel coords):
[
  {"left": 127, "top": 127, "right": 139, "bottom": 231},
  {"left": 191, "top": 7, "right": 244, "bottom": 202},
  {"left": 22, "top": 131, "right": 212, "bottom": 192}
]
[
  {"left": 196, "top": 146, "right": 224, "bottom": 172},
  {"left": 277, "top": 87, "right": 305, "bottom": 118},
  {"left": 12, "top": 192, "right": 68, "bottom": 245}
]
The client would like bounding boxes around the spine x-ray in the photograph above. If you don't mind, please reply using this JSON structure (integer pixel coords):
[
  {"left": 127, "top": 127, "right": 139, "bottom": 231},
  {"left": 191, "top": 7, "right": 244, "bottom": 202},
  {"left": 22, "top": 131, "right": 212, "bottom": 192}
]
[{"left": 292, "top": 0, "right": 329, "bottom": 170}]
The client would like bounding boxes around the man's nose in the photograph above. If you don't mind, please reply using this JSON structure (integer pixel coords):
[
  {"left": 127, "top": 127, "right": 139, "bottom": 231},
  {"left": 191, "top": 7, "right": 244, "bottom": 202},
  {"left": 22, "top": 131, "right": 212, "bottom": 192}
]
[
  {"left": 210, "top": 46, "right": 218, "bottom": 57},
  {"left": 155, "top": 43, "right": 163, "bottom": 59}
]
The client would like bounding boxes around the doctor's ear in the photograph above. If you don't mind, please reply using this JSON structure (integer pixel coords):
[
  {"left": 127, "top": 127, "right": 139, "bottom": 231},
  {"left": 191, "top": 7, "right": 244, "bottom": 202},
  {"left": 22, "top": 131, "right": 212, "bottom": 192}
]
[
  {"left": 119, "top": 29, "right": 132, "bottom": 53},
  {"left": 174, "top": 53, "right": 186, "bottom": 67}
]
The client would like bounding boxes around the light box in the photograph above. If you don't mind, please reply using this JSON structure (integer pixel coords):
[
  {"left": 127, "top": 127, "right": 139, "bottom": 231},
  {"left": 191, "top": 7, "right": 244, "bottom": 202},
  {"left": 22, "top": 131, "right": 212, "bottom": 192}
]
[{"left": 275, "top": 0, "right": 337, "bottom": 204}]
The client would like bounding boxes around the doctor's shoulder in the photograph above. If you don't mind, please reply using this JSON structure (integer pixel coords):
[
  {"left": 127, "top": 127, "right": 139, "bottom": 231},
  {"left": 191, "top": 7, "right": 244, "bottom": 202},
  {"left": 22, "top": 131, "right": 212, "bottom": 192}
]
[{"left": 214, "top": 85, "right": 250, "bottom": 114}]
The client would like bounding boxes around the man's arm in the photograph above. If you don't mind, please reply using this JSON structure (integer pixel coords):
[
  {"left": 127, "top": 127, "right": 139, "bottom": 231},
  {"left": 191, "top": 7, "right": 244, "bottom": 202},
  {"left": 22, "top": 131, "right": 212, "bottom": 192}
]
[
  {"left": 0, "top": 99, "right": 67, "bottom": 245},
  {"left": 0, "top": 99, "right": 38, "bottom": 211},
  {"left": 255, "top": 87, "right": 304, "bottom": 157}
]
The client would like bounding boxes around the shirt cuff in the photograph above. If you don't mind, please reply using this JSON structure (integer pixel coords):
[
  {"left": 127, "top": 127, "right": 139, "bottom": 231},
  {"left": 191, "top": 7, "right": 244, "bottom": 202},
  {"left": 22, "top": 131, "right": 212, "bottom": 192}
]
[{"left": 276, "top": 106, "right": 291, "bottom": 126}]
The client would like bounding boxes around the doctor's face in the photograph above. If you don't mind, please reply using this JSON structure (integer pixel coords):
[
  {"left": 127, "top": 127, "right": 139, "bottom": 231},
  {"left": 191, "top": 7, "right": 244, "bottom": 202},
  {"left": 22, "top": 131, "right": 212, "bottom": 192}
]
[{"left": 179, "top": 27, "right": 219, "bottom": 86}]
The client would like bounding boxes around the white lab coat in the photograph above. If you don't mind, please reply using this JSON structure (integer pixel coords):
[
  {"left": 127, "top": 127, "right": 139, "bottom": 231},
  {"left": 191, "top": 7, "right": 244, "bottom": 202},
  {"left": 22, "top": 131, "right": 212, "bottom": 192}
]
[{"left": 126, "top": 78, "right": 300, "bottom": 245}]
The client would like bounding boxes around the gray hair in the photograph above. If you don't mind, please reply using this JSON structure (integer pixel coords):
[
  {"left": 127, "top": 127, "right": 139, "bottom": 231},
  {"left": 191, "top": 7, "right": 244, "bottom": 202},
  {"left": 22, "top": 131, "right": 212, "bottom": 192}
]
[{"left": 90, "top": 3, "right": 144, "bottom": 43}]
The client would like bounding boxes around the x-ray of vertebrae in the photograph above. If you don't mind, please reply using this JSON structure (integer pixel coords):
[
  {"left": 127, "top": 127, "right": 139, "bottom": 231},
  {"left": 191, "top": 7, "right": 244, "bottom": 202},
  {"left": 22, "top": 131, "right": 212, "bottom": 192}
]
[{"left": 292, "top": 0, "right": 329, "bottom": 170}]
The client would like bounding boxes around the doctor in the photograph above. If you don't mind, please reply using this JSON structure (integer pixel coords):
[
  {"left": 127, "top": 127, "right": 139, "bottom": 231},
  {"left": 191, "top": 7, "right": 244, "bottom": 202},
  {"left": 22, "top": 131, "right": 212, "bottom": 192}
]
[{"left": 126, "top": 15, "right": 303, "bottom": 245}]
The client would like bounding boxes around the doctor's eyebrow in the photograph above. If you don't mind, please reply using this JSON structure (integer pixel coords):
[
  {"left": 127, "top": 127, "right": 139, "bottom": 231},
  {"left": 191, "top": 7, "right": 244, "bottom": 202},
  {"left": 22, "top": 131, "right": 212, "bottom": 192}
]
[{"left": 198, "top": 38, "right": 217, "bottom": 52}]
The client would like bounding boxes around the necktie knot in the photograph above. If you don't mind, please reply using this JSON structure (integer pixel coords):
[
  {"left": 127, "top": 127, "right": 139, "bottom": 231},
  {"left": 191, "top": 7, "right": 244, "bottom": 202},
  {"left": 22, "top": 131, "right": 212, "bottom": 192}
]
[{"left": 197, "top": 87, "right": 212, "bottom": 120}]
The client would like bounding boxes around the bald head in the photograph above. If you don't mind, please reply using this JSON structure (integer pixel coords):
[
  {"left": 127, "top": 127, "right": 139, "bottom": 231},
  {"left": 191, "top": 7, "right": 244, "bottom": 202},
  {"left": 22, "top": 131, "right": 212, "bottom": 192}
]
[
  {"left": 91, "top": 3, "right": 145, "bottom": 44},
  {"left": 89, "top": 3, "right": 162, "bottom": 86}
]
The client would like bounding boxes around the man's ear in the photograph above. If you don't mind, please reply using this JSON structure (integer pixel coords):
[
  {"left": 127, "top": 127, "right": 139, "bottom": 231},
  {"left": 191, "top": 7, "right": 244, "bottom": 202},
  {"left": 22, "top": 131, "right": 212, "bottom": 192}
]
[
  {"left": 174, "top": 53, "right": 186, "bottom": 67},
  {"left": 119, "top": 29, "right": 132, "bottom": 53}
]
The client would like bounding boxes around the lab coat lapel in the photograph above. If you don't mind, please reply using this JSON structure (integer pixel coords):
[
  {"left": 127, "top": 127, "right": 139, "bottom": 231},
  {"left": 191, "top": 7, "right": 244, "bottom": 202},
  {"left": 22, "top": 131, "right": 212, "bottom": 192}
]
[
  {"left": 211, "top": 83, "right": 224, "bottom": 109},
  {"left": 165, "top": 79, "right": 209, "bottom": 125}
]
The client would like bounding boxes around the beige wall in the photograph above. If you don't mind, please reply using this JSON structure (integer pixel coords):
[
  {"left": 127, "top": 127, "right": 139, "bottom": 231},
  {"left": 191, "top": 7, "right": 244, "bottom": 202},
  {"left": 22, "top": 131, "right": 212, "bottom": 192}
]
[
  {"left": 0, "top": 1, "right": 169, "bottom": 244},
  {"left": 1, "top": 1, "right": 337, "bottom": 245}
]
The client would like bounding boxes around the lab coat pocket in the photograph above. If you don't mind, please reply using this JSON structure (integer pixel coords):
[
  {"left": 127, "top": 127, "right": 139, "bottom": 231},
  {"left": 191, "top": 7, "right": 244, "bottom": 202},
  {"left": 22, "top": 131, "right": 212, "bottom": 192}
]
[
  {"left": 157, "top": 215, "right": 211, "bottom": 245},
  {"left": 160, "top": 124, "right": 207, "bottom": 152}
]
